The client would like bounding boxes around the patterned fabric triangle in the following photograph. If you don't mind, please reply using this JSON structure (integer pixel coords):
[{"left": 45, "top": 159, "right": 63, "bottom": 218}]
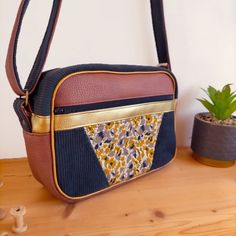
[{"left": 85, "top": 113, "right": 163, "bottom": 185}]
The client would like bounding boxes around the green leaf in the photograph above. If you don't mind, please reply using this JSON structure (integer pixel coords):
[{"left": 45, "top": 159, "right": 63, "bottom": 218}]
[
  {"left": 227, "top": 100, "right": 236, "bottom": 115},
  {"left": 197, "top": 99, "right": 215, "bottom": 114},
  {"left": 228, "top": 93, "right": 236, "bottom": 104},
  {"left": 222, "top": 84, "right": 231, "bottom": 95},
  {"left": 207, "top": 86, "right": 217, "bottom": 104}
]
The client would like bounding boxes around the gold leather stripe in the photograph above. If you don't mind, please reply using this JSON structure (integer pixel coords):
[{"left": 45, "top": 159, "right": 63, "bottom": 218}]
[
  {"left": 32, "top": 99, "right": 176, "bottom": 133},
  {"left": 32, "top": 114, "right": 50, "bottom": 133}
]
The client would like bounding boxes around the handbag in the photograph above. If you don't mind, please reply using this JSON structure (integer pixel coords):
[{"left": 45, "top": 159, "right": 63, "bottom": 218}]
[{"left": 6, "top": 0, "right": 178, "bottom": 202}]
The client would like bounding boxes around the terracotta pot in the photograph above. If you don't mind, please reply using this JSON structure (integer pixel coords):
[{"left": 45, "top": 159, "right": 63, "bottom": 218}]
[{"left": 191, "top": 113, "right": 236, "bottom": 167}]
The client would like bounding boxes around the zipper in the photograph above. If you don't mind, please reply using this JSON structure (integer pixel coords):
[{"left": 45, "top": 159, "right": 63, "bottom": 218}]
[{"left": 54, "top": 95, "right": 174, "bottom": 115}]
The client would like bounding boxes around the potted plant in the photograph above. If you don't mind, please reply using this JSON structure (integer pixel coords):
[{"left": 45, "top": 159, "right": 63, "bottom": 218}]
[{"left": 191, "top": 84, "right": 236, "bottom": 167}]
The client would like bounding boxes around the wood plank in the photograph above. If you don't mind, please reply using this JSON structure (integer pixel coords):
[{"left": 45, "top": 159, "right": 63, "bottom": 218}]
[{"left": 0, "top": 148, "right": 236, "bottom": 236}]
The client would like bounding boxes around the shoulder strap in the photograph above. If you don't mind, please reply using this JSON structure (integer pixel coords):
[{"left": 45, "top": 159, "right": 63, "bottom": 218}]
[
  {"left": 150, "top": 0, "right": 171, "bottom": 69},
  {"left": 6, "top": 0, "right": 171, "bottom": 97},
  {"left": 5, "top": 0, "right": 62, "bottom": 96}
]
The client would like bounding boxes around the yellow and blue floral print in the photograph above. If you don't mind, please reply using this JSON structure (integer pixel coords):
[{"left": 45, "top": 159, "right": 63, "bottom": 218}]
[{"left": 85, "top": 113, "right": 163, "bottom": 185}]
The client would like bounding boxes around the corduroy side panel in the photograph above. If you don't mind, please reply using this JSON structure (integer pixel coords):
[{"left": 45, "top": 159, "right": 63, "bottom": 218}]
[
  {"left": 151, "top": 112, "right": 176, "bottom": 169},
  {"left": 55, "top": 127, "right": 109, "bottom": 197}
]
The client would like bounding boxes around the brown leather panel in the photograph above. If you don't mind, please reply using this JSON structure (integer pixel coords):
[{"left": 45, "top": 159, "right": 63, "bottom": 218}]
[
  {"left": 23, "top": 131, "right": 71, "bottom": 202},
  {"left": 55, "top": 73, "right": 174, "bottom": 107}
]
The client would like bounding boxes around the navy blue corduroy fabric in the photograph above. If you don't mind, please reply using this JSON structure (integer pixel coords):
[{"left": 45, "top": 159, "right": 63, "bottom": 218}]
[
  {"left": 13, "top": 98, "right": 31, "bottom": 132},
  {"left": 55, "top": 127, "right": 109, "bottom": 197},
  {"left": 151, "top": 111, "right": 176, "bottom": 169},
  {"left": 31, "top": 64, "right": 178, "bottom": 116}
]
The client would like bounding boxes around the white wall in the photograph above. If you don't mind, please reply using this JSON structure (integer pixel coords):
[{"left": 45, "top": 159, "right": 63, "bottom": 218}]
[{"left": 0, "top": 0, "right": 236, "bottom": 159}]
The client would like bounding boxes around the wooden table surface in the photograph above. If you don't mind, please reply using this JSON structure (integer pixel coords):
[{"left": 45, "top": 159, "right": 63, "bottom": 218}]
[{"left": 0, "top": 148, "right": 236, "bottom": 236}]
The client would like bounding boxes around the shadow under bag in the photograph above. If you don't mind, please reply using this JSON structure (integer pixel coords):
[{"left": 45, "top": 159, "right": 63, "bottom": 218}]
[{"left": 6, "top": 0, "right": 178, "bottom": 202}]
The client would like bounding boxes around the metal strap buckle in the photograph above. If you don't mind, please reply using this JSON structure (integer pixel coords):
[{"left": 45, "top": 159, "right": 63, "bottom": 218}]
[{"left": 22, "top": 90, "right": 29, "bottom": 106}]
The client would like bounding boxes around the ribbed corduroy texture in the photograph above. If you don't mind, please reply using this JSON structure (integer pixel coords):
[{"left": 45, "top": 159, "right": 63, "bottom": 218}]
[
  {"left": 13, "top": 98, "right": 31, "bottom": 132},
  {"left": 151, "top": 111, "right": 176, "bottom": 169},
  {"left": 55, "top": 127, "right": 109, "bottom": 197}
]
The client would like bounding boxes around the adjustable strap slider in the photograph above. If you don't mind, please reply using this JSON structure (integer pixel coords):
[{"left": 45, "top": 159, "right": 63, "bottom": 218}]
[{"left": 22, "top": 90, "right": 29, "bottom": 106}]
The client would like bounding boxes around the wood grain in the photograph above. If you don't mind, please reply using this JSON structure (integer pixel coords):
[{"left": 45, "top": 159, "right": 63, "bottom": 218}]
[{"left": 1, "top": 148, "right": 236, "bottom": 236}]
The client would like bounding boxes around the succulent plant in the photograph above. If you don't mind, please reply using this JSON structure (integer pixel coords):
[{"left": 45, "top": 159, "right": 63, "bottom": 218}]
[{"left": 198, "top": 84, "right": 236, "bottom": 121}]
